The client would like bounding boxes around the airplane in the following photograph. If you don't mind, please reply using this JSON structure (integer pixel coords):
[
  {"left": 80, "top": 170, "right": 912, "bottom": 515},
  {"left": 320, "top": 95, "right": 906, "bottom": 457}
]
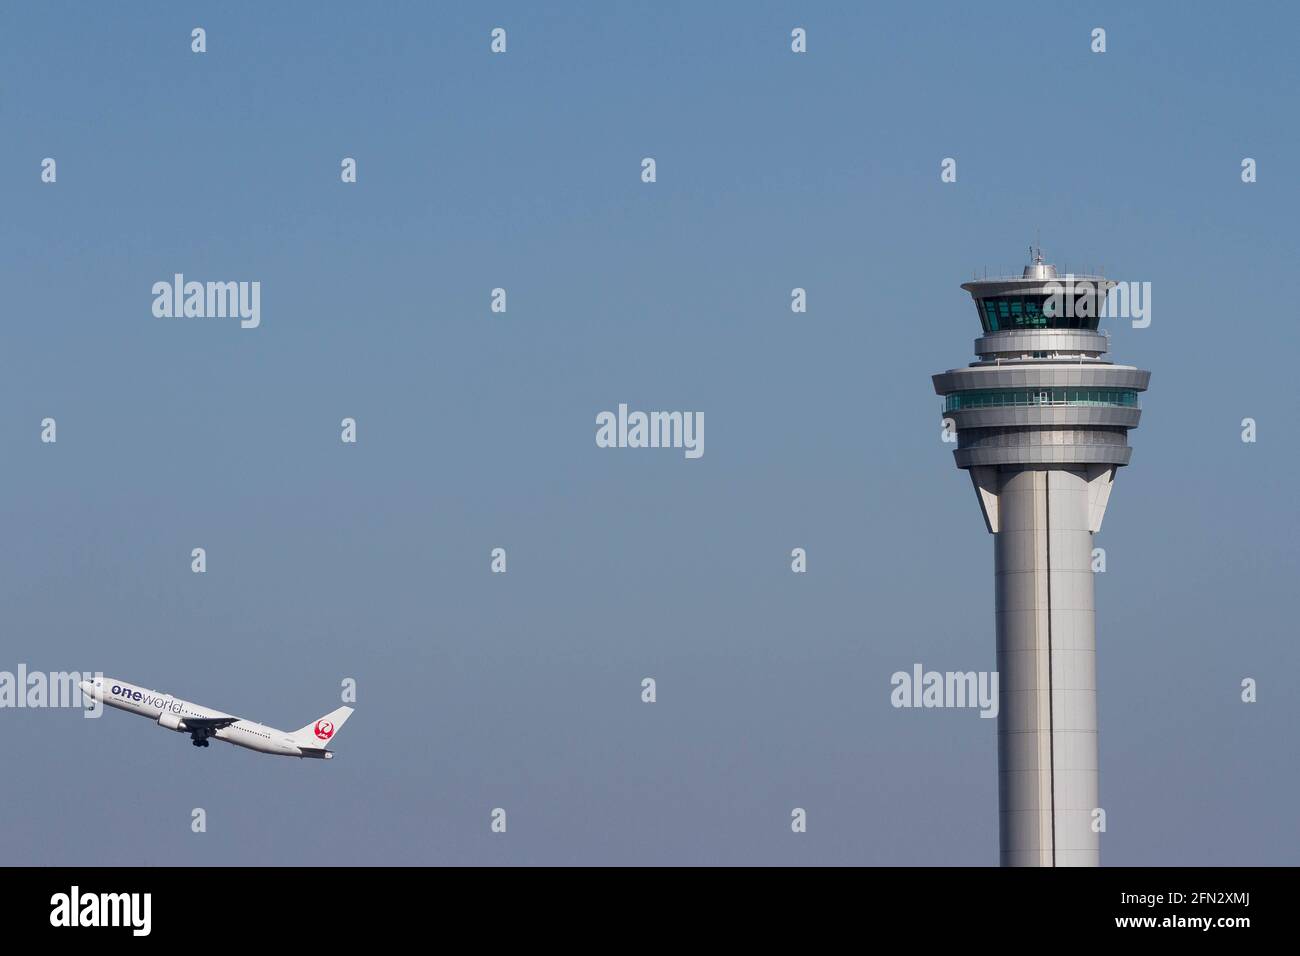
[{"left": 79, "top": 676, "right": 353, "bottom": 759}]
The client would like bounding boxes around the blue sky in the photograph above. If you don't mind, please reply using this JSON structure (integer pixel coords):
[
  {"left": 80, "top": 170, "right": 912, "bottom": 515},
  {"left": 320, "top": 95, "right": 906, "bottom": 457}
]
[{"left": 1, "top": 0, "right": 1297, "bottom": 865}]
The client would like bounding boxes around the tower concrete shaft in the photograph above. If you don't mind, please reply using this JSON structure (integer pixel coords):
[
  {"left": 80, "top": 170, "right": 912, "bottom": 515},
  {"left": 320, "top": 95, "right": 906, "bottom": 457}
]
[{"left": 932, "top": 251, "right": 1149, "bottom": 867}]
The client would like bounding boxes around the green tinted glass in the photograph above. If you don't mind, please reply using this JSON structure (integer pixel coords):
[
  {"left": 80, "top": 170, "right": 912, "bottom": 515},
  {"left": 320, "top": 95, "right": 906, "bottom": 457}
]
[
  {"left": 976, "top": 294, "right": 1102, "bottom": 331},
  {"left": 945, "top": 389, "right": 1138, "bottom": 412}
]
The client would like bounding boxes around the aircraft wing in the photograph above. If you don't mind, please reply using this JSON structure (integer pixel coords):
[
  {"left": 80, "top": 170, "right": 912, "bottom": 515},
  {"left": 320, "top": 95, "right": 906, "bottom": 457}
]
[{"left": 185, "top": 716, "right": 239, "bottom": 738}]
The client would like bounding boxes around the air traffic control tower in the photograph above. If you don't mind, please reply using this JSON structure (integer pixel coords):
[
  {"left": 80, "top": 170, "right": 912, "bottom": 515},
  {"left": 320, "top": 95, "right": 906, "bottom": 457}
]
[{"left": 932, "top": 249, "right": 1150, "bottom": 866}]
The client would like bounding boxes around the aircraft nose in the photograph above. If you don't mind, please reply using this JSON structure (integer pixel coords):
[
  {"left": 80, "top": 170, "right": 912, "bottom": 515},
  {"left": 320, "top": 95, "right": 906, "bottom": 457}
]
[{"left": 78, "top": 680, "right": 94, "bottom": 699}]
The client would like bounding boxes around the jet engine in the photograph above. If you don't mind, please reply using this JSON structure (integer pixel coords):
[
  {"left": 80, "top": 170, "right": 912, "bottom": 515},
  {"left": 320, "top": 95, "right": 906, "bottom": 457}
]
[{"left": 157, "top": 711, "right": 187, "bottom": 732}]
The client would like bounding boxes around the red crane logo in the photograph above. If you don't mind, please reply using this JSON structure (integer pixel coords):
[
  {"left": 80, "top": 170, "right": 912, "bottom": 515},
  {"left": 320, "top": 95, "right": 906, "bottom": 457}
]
[{"left": 314, "top": 720, "right": 334, "bottom": 740}]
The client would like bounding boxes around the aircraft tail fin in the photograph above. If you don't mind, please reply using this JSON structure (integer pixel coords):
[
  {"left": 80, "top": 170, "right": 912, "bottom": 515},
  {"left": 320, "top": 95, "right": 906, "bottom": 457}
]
[{"left": 292, "top": 706, "right": 353, "bottom": 749}]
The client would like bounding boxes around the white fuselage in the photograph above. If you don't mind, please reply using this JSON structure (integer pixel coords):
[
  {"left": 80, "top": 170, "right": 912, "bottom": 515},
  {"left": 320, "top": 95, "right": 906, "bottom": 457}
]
[{"left": 81, "top": 676, "right": 326, "bottom": 758}]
